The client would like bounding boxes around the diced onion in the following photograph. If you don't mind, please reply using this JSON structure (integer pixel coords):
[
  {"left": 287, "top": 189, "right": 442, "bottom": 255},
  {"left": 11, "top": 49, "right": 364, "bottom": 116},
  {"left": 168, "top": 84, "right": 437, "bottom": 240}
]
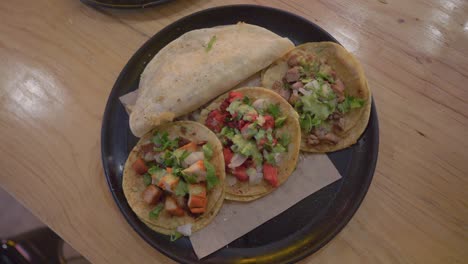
[
  {"left": 154, "top": 152, "right": 163, "bottom": 163},
  {"left": 228, "top": 154, "right": 248, "bottom": 169},
  {"left": 274, "top": 153, "right": 284, "bottom": 164},
  {"left": 252, "top": 99, "right": 267, "bottom": 110},
  {"left": 177, "top": 224, "right": 192, "bottom": 236},
  {"left": 248, "top": 166, "right": 263, "bottom": 184},
  {"left": 182, "top": 152, "right": 204, "bottom": 167},
  {"left": 143, "top": 152, "right": 154, "bottom": 162},
  {"left": 227, "top": 175, "right": 237, "bottom": 186},
  {"left": 298, "top": 87, "right": 312, "bottom": 96},
  {"left": 256, "top": 115, "right": 265, "bottom": 126}
]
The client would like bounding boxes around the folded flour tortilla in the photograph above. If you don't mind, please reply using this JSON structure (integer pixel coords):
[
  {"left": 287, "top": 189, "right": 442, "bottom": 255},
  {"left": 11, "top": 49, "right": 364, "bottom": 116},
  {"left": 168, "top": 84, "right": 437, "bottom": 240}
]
[{"left": 130, "top": 23, "right": 294, "bottom": 137}]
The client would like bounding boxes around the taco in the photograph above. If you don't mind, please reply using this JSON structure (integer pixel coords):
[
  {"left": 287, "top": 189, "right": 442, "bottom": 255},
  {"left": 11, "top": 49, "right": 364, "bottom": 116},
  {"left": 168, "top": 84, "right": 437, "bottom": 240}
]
[
  {"left": 261, "top": 42, "right": 371, "bottom": 152},
  {"left": 122, "top": 121, "right": 225, "bottom": 236},
  {"left": 199, "top": 87, "right": 301, "bottom": 202},
  {"left": 129, "top": 23, "right": 294, "bottom": 137}
]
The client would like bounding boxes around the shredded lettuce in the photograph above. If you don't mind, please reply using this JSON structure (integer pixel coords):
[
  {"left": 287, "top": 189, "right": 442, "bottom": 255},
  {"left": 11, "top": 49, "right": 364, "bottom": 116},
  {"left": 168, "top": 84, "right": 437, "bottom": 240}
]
[
  {"left": 279, "top": 133, "right": 291, "bottom": 147},
  {"left": 272, "top": 144, "right": 286, "bottom": 153},
  {"left": 338, "top": 96, "right": 365, "bottom": 113},
  {"left": 275, "top": 116, "right": 287, "bottom": 127},
  {"left": 231, "top": 134, "right": 262, "bottom": 165},
  {"left": 220, "top": 126, "right": 235, "bottom": 139}
]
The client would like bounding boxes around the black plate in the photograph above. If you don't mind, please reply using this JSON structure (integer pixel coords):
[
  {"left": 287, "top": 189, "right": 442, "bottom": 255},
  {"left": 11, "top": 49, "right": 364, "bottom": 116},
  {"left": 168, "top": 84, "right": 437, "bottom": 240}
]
[
  {"left": 80, "top": 0, "right": 172, "bottom": 9},
  {"left": 101, "top": 5, "right": 379, "bottom": 264}
]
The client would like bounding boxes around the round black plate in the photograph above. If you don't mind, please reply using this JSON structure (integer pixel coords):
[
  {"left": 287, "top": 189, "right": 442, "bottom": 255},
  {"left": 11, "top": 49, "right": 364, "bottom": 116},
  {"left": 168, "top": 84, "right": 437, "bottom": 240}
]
[
  {"left": 101, "top": 5, "right": 379, "bottom": 264},
  {"left": 80, "top": 0, "right": 172, "bottom": 9}
]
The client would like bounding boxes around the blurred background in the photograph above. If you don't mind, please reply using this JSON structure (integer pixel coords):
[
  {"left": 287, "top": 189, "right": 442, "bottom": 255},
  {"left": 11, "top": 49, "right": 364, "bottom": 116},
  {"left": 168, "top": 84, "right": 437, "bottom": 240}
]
[{"left": 0, "top": 187, "right": 90, "bottom": 264}]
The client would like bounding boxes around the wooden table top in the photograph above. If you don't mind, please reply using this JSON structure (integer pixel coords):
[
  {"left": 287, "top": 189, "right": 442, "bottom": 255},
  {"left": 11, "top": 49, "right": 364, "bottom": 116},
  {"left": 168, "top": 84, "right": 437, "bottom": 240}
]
[{"left": 1, "top": 0, "right": 467, "bottom": 263}]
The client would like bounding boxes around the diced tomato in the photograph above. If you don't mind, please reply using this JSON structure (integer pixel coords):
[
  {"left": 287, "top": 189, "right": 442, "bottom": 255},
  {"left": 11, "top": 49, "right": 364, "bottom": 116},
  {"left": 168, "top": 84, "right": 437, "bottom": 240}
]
[
  {"left": 272, "top": 138, "right": 278, "bottom": 146},
  {"left": 237, "top": 120, "right": 246, "bottom": 130},
  {"left": 205, "top": 109, "right": 227, "bottom": 132},
  {"left": 263, "top": 163, "right": 279, "bottom": 187},
  {"left": 240, "top": 122, "right": 251, "bottom": 133},
  {"left": 257, "top": 138, "right": 267, "bottom": 148},
  {"left": 166, "top": 167, "right": 173, "bottom": 173},
  {"left": 223, "top": 148, "right": 233, "bottom": 168},
  {"left": 228, "top": 91, "right": 244, "bottom": 102},
  {"left": 232, "top": 166, "right": 249, "bottom": 182},
  {"left": 227, "top": 121, "right": 237, "bottom": 128},
  {"left": 262, "top": 115, "right": 275, "bottom": 129},
  {"left": 220, "top": 98, "right": 230, "bottom": 112},
  {"left": 243, "top": 158, "right": 254, "bottom": 168},
  {"left": 132, "top": 158, "right": 148, "bottom": 175}
]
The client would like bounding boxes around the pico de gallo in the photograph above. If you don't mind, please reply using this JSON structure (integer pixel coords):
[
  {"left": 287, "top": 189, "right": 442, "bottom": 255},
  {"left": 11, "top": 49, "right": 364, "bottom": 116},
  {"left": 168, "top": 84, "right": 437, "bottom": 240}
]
[{"left": 204, "top": 91, "right": 291, "bottom": 187}]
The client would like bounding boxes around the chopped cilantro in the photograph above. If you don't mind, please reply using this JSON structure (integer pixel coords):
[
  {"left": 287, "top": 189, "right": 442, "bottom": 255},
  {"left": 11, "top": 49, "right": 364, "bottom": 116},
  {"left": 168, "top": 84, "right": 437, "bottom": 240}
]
[
  {"left": 205, "top": 35, "right": 217, "bottom": 52},
  {"left": 149, "top": 204, "right": 164, "bottom": 219},
  {"left": 161, "top": 150, "right": 176, "bottom": 167},
  {"left": 175, "top": 181, "right": 188, "bottom": 196},
  {"left": 147, "top": 166, "right": 160, "bottom": 175},
  {"left": 202, "top": 143, "right": 213, "bottom": 160},
  {"left": 242, "top": 96, "right": 252, "bottom": 105},
  {"left": 337, "top": 96, "right": 365, "bottom": 113},
  {"left": 152, "top": 132, "right": 179, "bottom": 151},
  {"left": 266, "top": 103, "right": 281, "bottom": 119},
  {"left": 174, "top": 149, "right": 190, "bottom": 165},
  {"left": 264, "top": 152, "right": 276, "bottom": 165},
  {"left": 204, "top": 160, "right": 219, "bottom": 190},
  {"left": 143, "top": 173, "right": 152, "bottom": 186},
  {"left": 180, "top": 171, "right": 197, "bottom": 184}
]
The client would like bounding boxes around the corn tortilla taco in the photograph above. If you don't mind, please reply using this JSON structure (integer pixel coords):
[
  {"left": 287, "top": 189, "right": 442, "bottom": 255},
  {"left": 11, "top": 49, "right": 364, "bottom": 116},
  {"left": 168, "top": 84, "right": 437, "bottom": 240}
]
[
  {"left": 199, "top": 87, "right": 301, "bottom": 202},
  {"left": 122, "top": 121, "right": 225, "bottom": 236},
  {"left": 261, "top": 42, "right": 371, "bottom": 152},
  {"left": 129, "top": 23, "right": 294, "bottom": 137}
]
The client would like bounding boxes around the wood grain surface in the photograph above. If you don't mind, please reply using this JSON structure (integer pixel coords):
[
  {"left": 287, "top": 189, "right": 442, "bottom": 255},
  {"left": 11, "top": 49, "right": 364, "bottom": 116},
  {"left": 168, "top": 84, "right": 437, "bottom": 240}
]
[{"left": 1, "top": 0, "right": 467, "bottom": 263}]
